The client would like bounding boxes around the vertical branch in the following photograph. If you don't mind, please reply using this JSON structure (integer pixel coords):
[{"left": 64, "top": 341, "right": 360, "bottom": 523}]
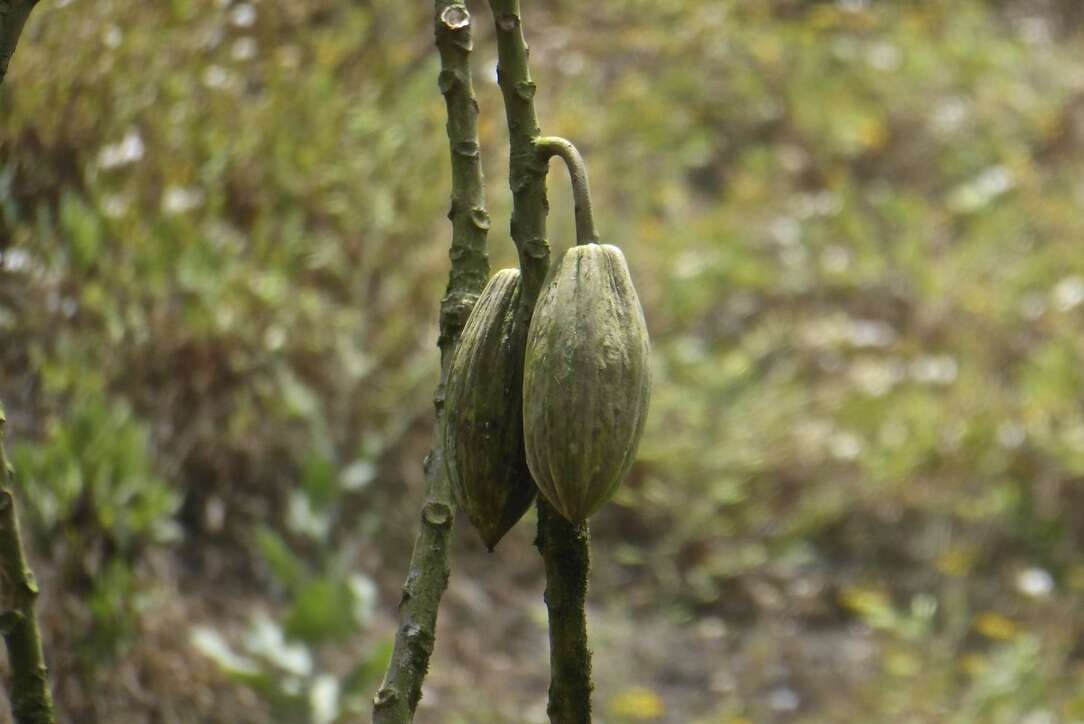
[
  {"left": 486, "top": 2, "right": 594, "bottom": 722},
  {"left": 535, "top": 499, "right": 592, "bottom": 724},
  {"left": 372, "top": 3, "right": 489, "bottom": 723},
  {"left": 0, "top": 406, "right": 57, "bottom": 724},
  {"left": 487, "top": 0, "right": 550, "bottom": 312},
  {"left": 0, "top": 0, "right": 41, "bottom": 85}
]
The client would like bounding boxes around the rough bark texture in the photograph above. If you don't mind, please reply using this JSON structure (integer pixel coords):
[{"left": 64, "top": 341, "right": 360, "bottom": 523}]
[
  {"left": 0, "top": 0, "right": 39, "bottom": 85},
  {"left": 371, "top": 3, "right": 489, "bottom": 722},
  {"left": 486, "top": 2, "right": 595, "bottom": 720},
  {"left": 0, "top": 406, "right": 57, "bottom": 724},
  {"left": 536, "top": 499, "right": 592, "bottom": 724}
]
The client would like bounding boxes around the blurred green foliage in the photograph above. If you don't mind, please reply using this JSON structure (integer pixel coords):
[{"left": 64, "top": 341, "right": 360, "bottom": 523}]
[
  {"left": 10, "top": 393, "right": 177, "bottom": 660},
  {"left": 11, "top": 394, "right": 178, "bottom": 549},
  {"left": 193, "top": 453, "right": 388, "bottom": 723},
  {"left": 3, "top": 0, "right": 1084, "bottom": 721}
]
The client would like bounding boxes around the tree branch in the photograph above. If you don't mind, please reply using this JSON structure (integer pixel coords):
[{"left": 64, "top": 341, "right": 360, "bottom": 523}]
[
  {"left": 535, "top": 137, "right": 598, "bottom": 246},
  {"left": 0, "top": 405, "right": 56, "bottom": 724},
  {"left": 536, "top": 499, "right": 592, "bottom": 724},
  {"left": 371, "top": 3, "right": 490, "bottom": 722},
  {"left": 486, "top": 3, "right": 595, "bottom": 721},
  {"left": 487, "top": 0, "right": 550, "bottom": 313},
  {"left": 0, "top": 0, "right": 40, "bottom": 85}
]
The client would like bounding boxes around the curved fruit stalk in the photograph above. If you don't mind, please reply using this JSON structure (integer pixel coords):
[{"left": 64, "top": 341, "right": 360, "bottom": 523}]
[
  {"left": 523, "top": 243, "right": 651, "bottom": 524},
  {"left": 444, "top": 268, "right": 536, "bottom": 549}
]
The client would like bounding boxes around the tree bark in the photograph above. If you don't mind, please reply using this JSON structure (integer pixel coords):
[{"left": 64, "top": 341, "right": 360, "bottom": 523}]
[
  {"left": 0, "top": 406, "right": 57, "bottom": 724},
  {"left": 371, "top": 2, "right": 490, "bottom": 723},
  {"left": 536, "top": 499, "right": 592, "bottom": 724},
  {"left": 487, "top": 0, "right": 550, "bottom": 313}
]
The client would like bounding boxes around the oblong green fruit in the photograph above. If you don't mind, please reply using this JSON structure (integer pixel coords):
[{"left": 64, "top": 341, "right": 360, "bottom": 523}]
[
  {"left": 444, "top": 268, "right": 536, "bottom": 550},
  {"left": 523, "top": 243, "right": 651, "bottom": 524}
]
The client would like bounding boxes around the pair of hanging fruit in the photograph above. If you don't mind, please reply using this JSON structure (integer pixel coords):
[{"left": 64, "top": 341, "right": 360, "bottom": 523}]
[{"left": 444, "top": 235, "right": 651, "bottom": 547}]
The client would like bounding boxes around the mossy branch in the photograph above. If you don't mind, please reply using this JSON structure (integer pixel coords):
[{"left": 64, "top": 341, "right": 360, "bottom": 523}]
[
  {"left": 0, "top": 0, "right": 40, "bottom": 85},
  {"left": 372, "top": 3, "right": 490, "bottom": 722},
  {"left": 0, "top": 406, "right": 56, "bottom": 724},
  {"left": 486, "top": 2, "right": 595, "bottom": 721}
]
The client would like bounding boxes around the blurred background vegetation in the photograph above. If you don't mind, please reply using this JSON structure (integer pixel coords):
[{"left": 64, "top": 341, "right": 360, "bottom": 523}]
[{"left": 2, "top": 0, "right": 1084, "bottom": 721}]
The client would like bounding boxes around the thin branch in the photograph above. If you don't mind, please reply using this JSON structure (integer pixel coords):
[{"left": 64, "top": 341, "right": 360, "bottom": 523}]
[
  {"left": 371, "top": 3, "right": 490, "bottom": 722},
  {"left": 0, "top": 405, "right": 56, "bottom": 724},
  {"left": 535, "top": 499, "right": 592, "bottom": 724},
  {"left": 0, "top": 0, "right": 40, "bottom": 85},
  {"left": 487, "top": 0, "right": 550, "bottom": 313},
  {"left": 535, "top": 137, "right": 598, "bottom": 246},
  {"left": 486, "top": 2, "right": 595, "bottom": 721}
]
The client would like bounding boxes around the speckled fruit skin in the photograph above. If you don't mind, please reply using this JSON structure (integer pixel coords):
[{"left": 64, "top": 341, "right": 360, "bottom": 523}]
[
  {"left": 444, "top": 268, "right": 536, "bottom": 549},
  {"left": 523, "top": 244, "right": 651, "bottom": 524}
]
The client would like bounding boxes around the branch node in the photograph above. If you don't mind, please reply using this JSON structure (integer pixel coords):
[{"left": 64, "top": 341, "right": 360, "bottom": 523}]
[
  {"left": 469, "top": 207, "right": 491, "bottom": 231},
  {"left": 497, "top": 13, "right": 520, "bottom": 31},
  {"left": 525, "top": 238, "right": 550, "bottom": 259},
  {"left": 373, "top": 687, "right": 399, "bottom": 709},
  {"left": 437, "top": 69, "right": 462, "bottom": 95},
  {"left": 422, "top": 502, "right": 452, "bottom": 528},
  {"left": 514, "top": 80, "right": 536, "bottom": 100},
  {"left": 439, "top": 290, "right": 478, "bottom": 331},
  {"left": 453, "top": 140, "right": 480, "bottom": 158},
  {"left": 440, "top": 5, "right": 470, "bottom": 30},
  {"left": 0, "top": 610, "right": 24, "bottom": 635}
]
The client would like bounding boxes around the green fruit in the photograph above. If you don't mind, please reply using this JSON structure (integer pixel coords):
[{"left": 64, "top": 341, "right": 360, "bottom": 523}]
[
  {"left": 444, "top": 268, "right": 536, "bottom": 549},
  {"left": 523, "top": 243, "right": 651, "bottom": 524}
]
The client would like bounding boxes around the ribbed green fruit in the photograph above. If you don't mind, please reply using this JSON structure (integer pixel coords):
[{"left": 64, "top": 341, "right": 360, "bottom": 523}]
[
  {"left": 523, "top": 243, "right": 651, "bottom": 524},
  {"left": 444, "top": 268, "right": 536, "bottom": 549}
]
